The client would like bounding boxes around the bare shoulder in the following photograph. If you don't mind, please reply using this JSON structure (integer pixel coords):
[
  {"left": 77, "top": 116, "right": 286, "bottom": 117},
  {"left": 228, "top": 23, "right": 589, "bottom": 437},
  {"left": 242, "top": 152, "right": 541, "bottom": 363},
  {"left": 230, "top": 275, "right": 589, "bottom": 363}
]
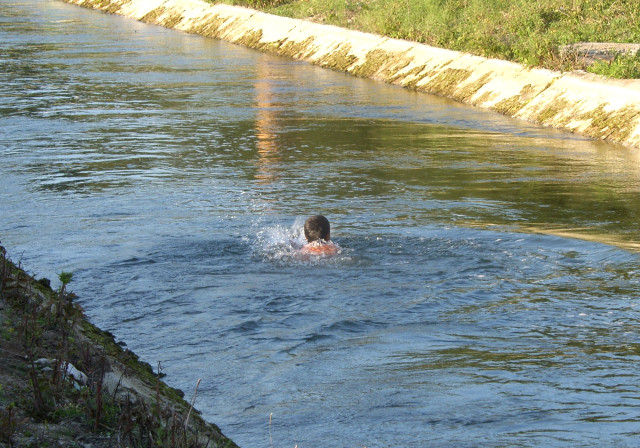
[{"left": 301, "top": 242, "right": 339, "bottom": 256}]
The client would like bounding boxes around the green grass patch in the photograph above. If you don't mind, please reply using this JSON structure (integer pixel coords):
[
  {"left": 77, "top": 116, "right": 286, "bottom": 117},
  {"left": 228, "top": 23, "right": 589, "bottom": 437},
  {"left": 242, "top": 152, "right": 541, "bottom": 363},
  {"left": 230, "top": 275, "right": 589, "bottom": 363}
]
[
  {"left": 217, "top": 0, "right": 640, "bottom": 78},
  {"left": 589, "top": 52, "right": 640, "bottom": 78}
]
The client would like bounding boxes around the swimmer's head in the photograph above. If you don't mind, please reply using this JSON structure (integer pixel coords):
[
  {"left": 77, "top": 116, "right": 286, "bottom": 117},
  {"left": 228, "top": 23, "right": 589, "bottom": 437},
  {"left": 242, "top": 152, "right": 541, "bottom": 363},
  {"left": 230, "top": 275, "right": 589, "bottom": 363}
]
[{"left": 304, "top": 215, "right": 331, "bottom": 243}]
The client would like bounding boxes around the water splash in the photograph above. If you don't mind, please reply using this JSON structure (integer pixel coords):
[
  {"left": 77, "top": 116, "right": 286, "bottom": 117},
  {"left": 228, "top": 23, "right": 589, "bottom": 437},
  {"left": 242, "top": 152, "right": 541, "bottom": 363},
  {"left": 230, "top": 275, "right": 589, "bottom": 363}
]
[
  {"left": 254, "top": 217, "right": 306, "bottom": 263},
  {"left": 254, "top": 217, "right": 347, "bottom": 264}
]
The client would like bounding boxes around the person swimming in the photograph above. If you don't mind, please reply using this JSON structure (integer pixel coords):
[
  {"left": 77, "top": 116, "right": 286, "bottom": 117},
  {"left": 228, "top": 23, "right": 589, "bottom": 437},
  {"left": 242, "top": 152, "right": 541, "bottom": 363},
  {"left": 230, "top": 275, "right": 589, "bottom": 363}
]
[{"left": 300, "top": 215, "right": 339, "bottom": 256}]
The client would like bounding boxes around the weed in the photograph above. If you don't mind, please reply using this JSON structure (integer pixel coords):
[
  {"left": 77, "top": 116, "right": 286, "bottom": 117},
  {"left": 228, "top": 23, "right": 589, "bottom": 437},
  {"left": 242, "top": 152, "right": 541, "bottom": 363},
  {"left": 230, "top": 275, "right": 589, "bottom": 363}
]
[
  {"left": 0, "top": 245, "right": 238, "bottom": 447},
  {"left": 0, "top": 404, "right": 17, "bottom": 447},
  {"left": 590, "top": 51, "right": 640, "bottom": 79}
]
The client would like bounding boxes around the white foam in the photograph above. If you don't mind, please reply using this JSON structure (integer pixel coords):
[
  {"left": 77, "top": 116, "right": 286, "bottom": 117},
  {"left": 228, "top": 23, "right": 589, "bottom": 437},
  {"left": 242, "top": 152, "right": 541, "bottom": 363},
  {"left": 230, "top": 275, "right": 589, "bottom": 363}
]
[
  {"left": 255, "top": 218, "right": 307, "bottom": 262},
  {"left": 255, "top": 217, "right": 346, "bottom": 264}
]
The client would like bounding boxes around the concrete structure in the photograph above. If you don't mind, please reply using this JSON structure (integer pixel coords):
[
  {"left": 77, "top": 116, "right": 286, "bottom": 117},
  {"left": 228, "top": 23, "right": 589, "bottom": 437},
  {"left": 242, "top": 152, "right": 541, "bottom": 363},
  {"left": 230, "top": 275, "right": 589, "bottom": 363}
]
[{"left": 65, "top": 0, "right": 640, "bottom": 149}]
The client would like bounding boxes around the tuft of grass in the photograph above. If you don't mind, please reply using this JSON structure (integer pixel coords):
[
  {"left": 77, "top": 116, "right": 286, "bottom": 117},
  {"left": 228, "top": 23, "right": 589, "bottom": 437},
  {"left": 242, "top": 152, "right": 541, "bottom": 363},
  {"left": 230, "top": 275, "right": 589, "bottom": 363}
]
[
  {"left": 589, "top": 52, "right": 640, "bottom": 79},
  {"left": 218, "top": 0, "right": 640, "bottom": 78}
]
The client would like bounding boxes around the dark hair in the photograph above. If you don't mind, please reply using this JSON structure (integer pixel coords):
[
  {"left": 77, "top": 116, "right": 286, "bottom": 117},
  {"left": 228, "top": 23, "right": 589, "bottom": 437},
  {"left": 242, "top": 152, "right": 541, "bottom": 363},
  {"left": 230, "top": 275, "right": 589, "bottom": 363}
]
[{"left": 304, "top": 215, "right": 330, "bottom": 242}]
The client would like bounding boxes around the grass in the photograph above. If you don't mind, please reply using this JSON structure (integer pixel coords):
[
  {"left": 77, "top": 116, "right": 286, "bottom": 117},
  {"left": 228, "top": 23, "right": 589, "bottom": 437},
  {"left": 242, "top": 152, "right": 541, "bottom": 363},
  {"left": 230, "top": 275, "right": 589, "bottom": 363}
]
[{"left": 217, "top": 0, "right": 640, "bottom": 78}]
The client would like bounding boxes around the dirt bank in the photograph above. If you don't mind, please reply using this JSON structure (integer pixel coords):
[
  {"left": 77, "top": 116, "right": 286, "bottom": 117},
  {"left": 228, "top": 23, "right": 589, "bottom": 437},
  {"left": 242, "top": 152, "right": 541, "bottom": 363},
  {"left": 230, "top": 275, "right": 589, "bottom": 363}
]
[{"left": 0, "top": 244, "right": 238, "bottom": 448}]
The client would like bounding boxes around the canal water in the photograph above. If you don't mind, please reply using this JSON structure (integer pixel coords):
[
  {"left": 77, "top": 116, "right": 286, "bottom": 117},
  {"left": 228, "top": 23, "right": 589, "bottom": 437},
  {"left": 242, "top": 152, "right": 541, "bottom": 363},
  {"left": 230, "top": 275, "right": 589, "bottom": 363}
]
[{"left": 2, "top": 0, "right": 640, "bottom": 446}]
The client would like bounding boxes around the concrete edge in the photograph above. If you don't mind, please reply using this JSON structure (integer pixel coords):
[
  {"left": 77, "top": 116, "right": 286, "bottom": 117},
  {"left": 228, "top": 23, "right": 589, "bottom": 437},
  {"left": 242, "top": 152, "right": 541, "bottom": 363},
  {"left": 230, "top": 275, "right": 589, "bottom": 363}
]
[{"left": 64, "top": 0, "right": 640, "bottom": 149}]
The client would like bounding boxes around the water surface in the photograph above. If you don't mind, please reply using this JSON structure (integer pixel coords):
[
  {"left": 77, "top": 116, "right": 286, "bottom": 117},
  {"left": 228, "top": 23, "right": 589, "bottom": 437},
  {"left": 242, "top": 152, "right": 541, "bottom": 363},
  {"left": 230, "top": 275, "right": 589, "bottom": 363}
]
[{"left": 2, "top": 1, "right": 640, "bottom": 446}]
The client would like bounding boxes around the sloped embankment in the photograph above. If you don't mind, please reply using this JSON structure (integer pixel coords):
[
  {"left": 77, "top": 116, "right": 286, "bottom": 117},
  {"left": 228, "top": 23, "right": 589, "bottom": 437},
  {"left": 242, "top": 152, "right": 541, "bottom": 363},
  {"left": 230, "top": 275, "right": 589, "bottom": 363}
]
[
  {"left": 64, "top": 0, "right": 640, "bottom": 149},
  {"left": 0, "top": 244, "right": 238, "bottom": 448}
]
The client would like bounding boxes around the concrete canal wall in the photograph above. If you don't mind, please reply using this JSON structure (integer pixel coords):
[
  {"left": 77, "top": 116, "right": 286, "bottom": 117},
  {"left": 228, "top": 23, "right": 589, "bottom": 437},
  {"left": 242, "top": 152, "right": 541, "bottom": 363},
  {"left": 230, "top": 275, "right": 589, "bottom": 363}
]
[{"left": 64, "top": 0, "right": 640, "bottom": 149}]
